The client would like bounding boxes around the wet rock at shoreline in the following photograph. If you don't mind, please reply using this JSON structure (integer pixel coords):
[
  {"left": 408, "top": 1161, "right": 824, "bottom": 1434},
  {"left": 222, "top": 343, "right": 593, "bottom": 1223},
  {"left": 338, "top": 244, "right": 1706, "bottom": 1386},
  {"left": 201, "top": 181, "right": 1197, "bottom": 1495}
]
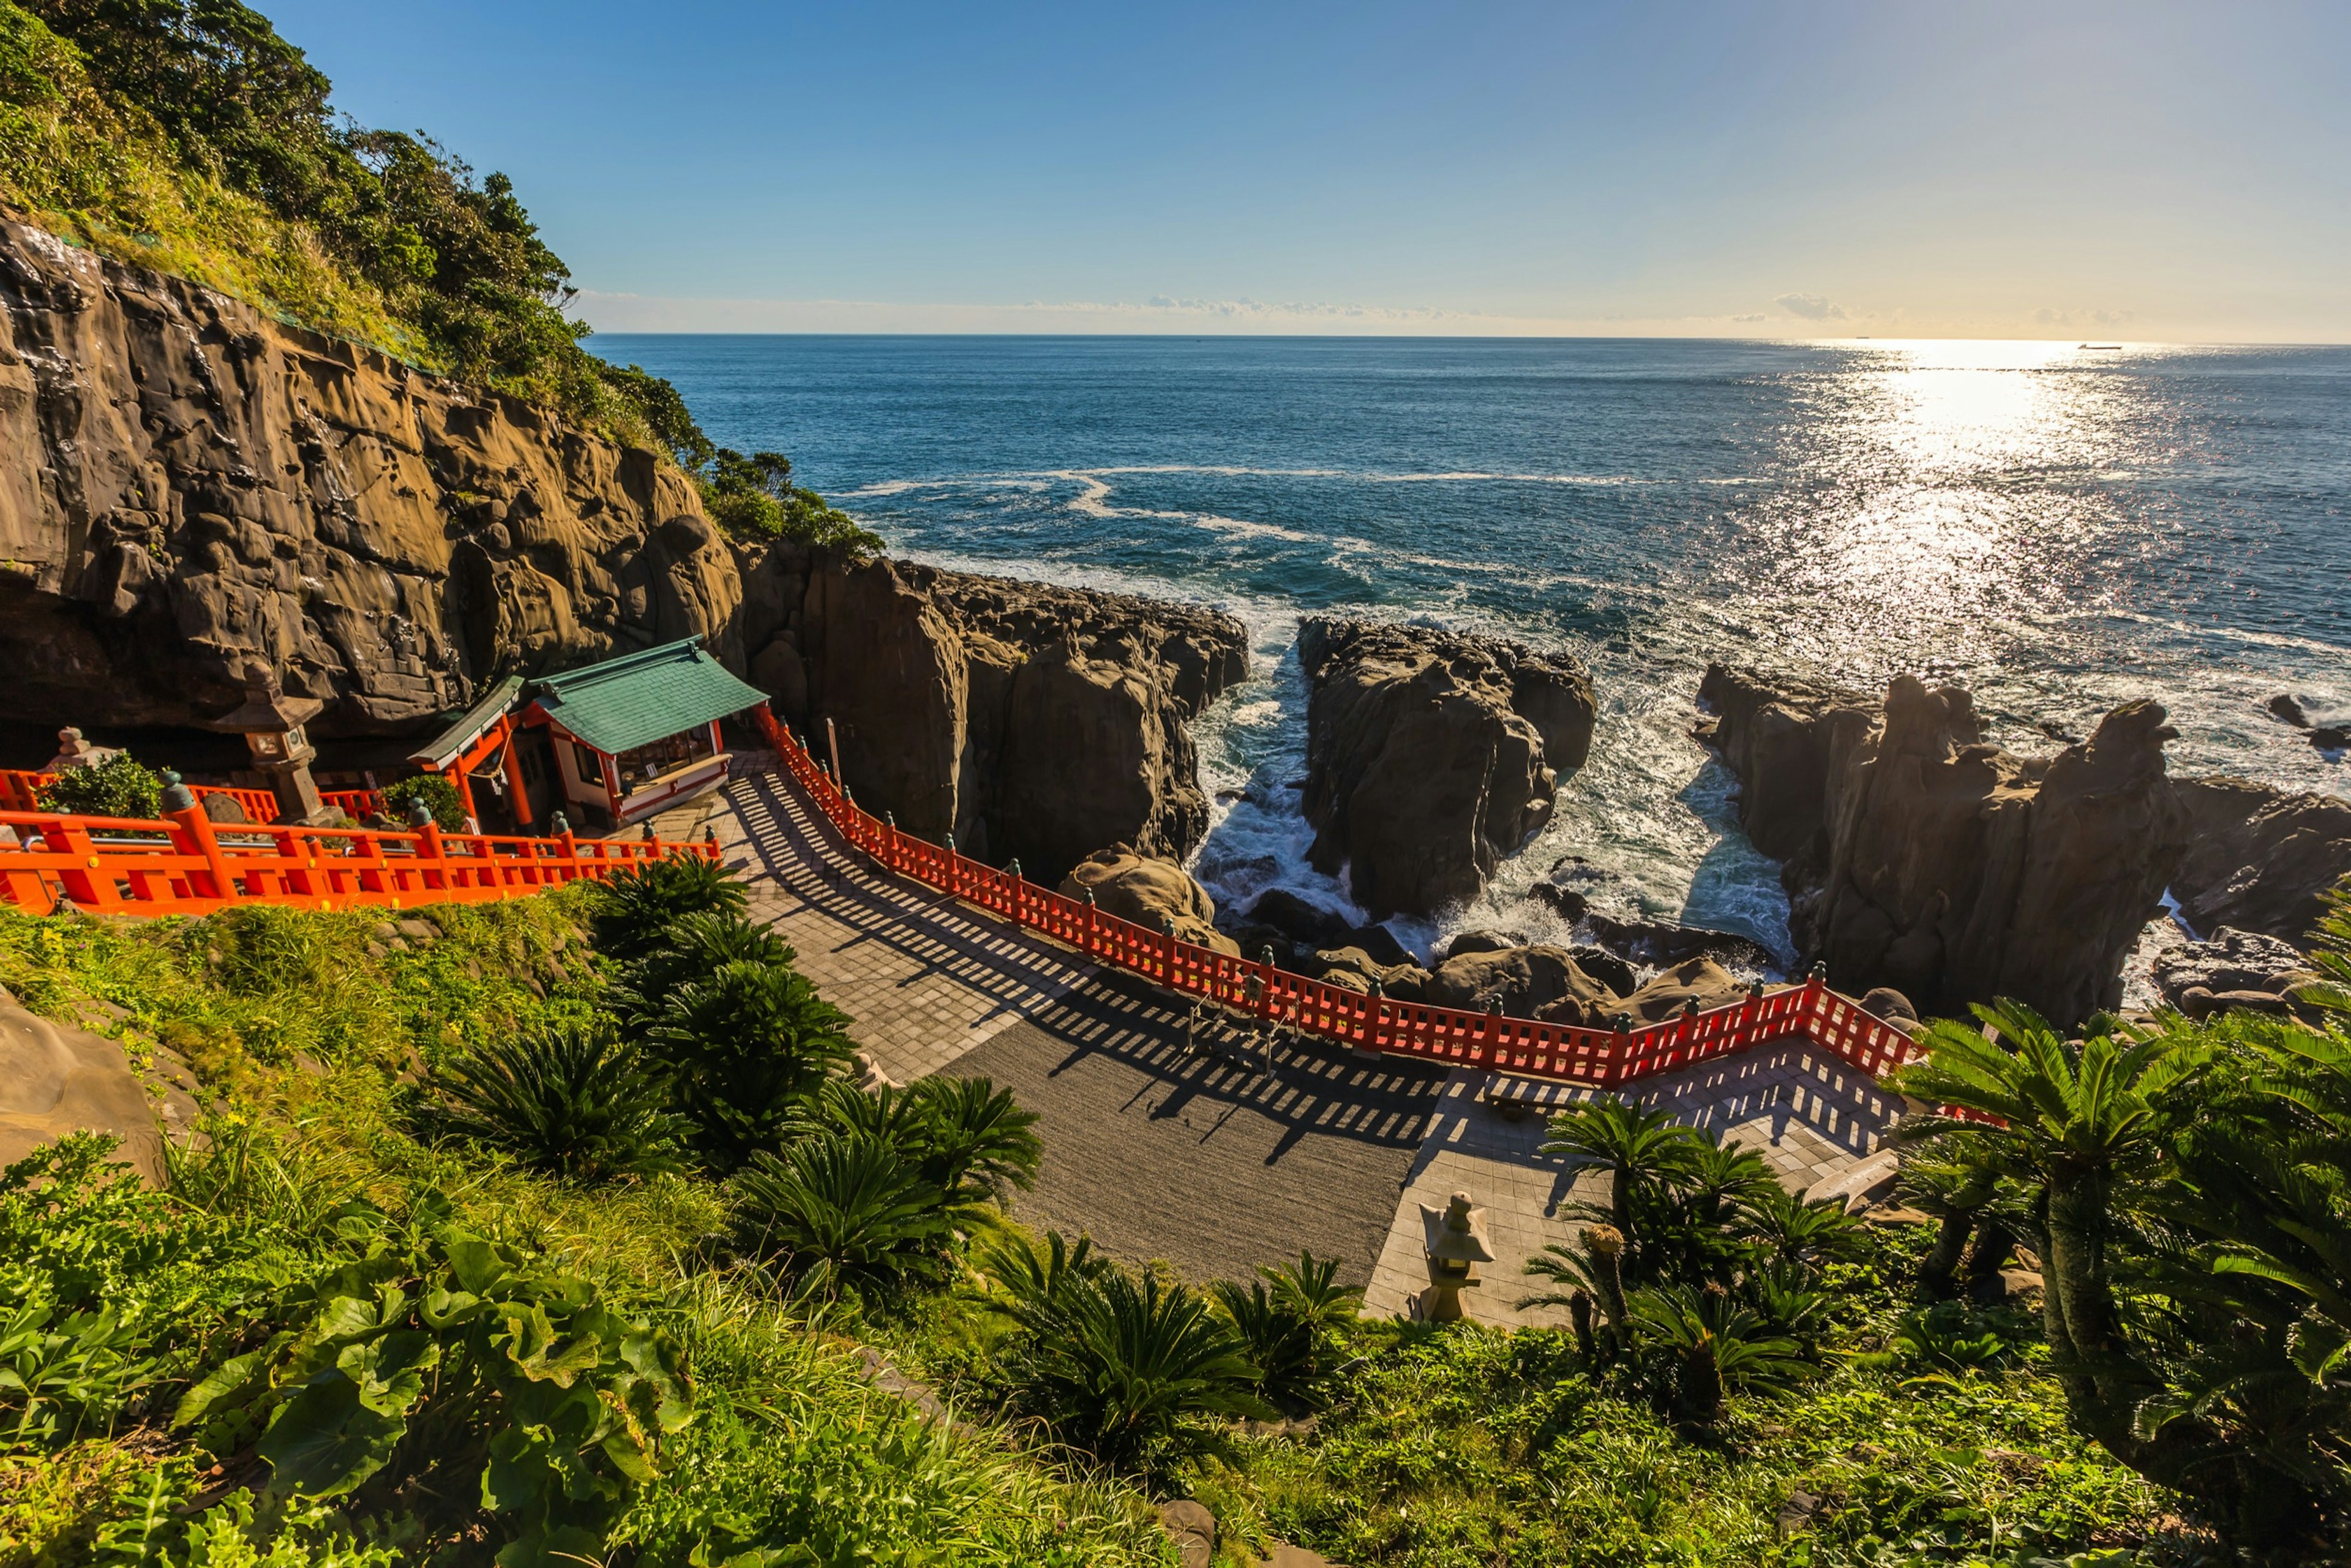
[
  {"left": 1297, "top": 617, "right": 1596, "bottom": 918},
  {"left": 1423, "top": 944, "right": 1618, "bottom": 1022},
  {"left": 2171, "top": 779, "right": 2351, "bottom": 947},
  {"left": 2152, "top": 928, "right": 2314, "bottom": 1014},
  {"left": 1699, "top": 664, "right": 2190, "bottom": 1029},
  {"left": 1616, "top": 956, "right": 1746, "bottom": 1024},
  {"left": 1580, "top": 912, "right": 1779, "bottom": 978}
]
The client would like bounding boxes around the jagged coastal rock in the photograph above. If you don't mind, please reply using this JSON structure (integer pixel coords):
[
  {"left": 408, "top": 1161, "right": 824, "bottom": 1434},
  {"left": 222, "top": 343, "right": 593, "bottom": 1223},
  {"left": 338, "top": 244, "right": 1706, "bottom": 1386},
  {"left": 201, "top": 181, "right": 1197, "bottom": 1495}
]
[
  {"left": 0, "top": 216, "right": 740, "bottom": 734},
  {"left": 738, "top": 546, "right": 1249, "bottom": 885},
  {"left": 1698, "top": 664, "right": 2190, "bottom": 1028},
  {"left": 2170, "top": 779, "right": 2351, "bottom": 947},
  {"left": 1297, "top": 617, "right": 1596, "bottom": 918}
]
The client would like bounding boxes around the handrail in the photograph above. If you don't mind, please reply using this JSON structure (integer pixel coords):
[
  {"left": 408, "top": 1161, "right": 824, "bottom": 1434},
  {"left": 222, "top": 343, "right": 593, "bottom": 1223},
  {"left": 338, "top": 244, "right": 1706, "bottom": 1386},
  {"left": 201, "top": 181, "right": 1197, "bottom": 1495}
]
[
  {"left": 1, "top": 768, "right": 278, "bottom": 822},
  {"left": 744, "top": 703, "right": 1925, "bottom": 1089},
  {"left": 0, "top": 803, "right": 716, "bottom": 917}
]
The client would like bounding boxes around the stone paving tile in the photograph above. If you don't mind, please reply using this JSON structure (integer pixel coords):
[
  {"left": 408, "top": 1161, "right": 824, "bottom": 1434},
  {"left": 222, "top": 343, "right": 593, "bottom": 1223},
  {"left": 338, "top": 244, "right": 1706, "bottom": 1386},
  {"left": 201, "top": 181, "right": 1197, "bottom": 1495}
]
[{"left": 1364, "top": 1043, "right": 1907, "bottom": 1330}]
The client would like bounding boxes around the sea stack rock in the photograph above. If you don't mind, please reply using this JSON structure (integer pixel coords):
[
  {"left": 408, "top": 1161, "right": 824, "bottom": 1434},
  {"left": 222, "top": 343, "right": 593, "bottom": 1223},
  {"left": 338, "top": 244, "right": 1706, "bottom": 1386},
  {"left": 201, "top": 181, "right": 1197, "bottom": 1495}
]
[
  {"left": 1296, "top": 617, "right": 1595, "bottom": 918},
  {"left": 740, "top": 547, "right": 1250, "bottom": 885},
  {"left": 1700, "top": 664, "right": 2191, "bottom": 1028}
]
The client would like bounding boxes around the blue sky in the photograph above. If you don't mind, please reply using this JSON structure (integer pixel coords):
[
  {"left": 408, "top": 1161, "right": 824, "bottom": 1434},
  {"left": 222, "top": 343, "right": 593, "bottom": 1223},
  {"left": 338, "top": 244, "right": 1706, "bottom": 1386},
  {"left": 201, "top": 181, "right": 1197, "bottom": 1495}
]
[{"left": 269, "top": 0, "right": 2349, "bottom": 339}]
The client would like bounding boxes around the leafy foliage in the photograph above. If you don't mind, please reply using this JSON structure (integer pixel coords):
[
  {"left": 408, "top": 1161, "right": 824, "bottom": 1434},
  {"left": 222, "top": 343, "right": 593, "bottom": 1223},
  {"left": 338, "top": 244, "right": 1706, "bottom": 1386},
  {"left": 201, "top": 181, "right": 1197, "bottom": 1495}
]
[
  {"left": 696, "top": 447, "right": 884, "bottom": 553},
  {"left": 171, "top": 1196, "right": 691, "bottom": 1566},
  {"left": 1212, "top": 1251, "right": 1361, "bottom": 1414},
  {"left": 36, "top": 752, "right": 162, "bottom": 819},
  {"left": 732, "top": 1133, "right": 954, "bottom": 1298},
  {"left": 378, "top": 773, "right": 463, "bottom": 831},
  {"left": 427, "top": 1020, "right": 684, "bottom": 1184},
  {"left": 645, "top": 952, "right": 857, "bottom": 1169},
  {"left": 982, "top": 1239, "right": 1270, "bottom": 1471}
]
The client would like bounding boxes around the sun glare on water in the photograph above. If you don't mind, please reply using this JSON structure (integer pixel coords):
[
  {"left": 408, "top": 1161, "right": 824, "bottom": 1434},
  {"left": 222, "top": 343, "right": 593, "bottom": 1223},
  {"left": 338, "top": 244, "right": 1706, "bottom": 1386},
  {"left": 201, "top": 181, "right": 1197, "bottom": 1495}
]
[{"left": 1731, "top": 339, "right": 2153, "bottom": 686}]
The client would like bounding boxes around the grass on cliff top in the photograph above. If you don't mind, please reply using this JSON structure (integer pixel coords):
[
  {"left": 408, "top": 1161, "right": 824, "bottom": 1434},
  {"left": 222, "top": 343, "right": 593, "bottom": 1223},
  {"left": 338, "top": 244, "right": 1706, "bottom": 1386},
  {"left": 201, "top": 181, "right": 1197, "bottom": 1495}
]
[
  {"left": 0, "top": 1, "right": 428, "bottom": 364},
  {"left": 0, "top": 899, "right": 1172, "bottom": 1567}
]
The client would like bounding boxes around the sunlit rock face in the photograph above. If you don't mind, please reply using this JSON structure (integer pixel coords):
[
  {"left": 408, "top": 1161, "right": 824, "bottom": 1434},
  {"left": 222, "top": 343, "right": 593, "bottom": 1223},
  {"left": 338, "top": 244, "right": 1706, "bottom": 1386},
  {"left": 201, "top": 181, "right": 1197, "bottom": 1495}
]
[
  {"left": 1700, "top": 664, "right": 2190, "bottom": 1028},
  {"left": 741, "top": 543, "right": 1250, "bottom": 885},
  {"left": 0, "top": 217, "right": 740, "bottom": 735}
]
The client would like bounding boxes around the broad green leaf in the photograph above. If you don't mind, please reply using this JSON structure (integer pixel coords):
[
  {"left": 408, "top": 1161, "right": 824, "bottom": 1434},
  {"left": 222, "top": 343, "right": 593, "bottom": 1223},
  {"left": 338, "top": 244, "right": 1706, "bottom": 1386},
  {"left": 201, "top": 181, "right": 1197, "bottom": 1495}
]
[
  {"left": 258, "top": 1375, "right": 409, "bottom": 1498},
  {"left": 336, "top": 1330, "right": 440, "bottom": 1416},
  {"left": 172, "top": 1345, "right": 272, "bottom": 1428}
]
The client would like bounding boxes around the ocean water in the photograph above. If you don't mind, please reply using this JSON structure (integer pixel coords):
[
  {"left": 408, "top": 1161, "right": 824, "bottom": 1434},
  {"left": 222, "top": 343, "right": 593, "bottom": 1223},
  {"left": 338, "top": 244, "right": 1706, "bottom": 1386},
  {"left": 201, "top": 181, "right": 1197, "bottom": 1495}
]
[{"left": 591, "top": 335, "right": 2351, "bottom": 968}]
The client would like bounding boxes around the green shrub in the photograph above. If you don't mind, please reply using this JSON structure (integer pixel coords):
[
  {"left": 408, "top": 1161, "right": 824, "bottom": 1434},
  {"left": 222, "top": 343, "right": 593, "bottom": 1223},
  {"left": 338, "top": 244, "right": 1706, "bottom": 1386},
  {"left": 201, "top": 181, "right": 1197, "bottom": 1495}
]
[
  {"left": 591, "top": 865, "right": 752, "bottom": 973},
  {"left": 429, "top": 1020, "right": 685, "bottom": 1183},
  {"left": 36, "top": 753, "right": 161, "bottom": 819},
  {"left": 1212, "top": 1251, "right": 1361, "bottom": 1415},
  {"left": 378, "top": 772, "right": 463, "bottom": 831},
  {"left": 696, "top": 448, "right": 883, "bottom": 554},
  {"left": 988, "top": 1255, "right": 1269, "bottom": 1472},
  {"left": 730, "top": 1134, "right": 952, "bottom": 1297}
]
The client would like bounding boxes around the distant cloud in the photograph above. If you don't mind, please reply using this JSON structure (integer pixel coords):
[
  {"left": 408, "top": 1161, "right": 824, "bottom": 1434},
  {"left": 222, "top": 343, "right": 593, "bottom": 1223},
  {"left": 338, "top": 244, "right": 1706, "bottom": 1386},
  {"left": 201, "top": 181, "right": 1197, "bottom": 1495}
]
[
  {"left": 1730, "top": 312, "right": 1767, "bottom": 323},
  {"left": 1773, "top": 291, "right": 1848, "bottom": 321},
  {"left": 2032, "top": 305, "right": 2139, "bottom": 329}
]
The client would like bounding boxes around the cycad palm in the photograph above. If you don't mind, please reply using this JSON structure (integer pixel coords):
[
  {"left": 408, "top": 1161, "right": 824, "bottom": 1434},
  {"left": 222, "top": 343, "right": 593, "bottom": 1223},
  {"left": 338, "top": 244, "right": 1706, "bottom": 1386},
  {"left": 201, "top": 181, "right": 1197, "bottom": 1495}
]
[
  {"left": 1006, "top": 1267, "right": 1271, "bottom": 1469},
  {"left": 906, "top": 1076, "right": 1043, "bottom": 1204},
  {"left": 1540, "top": 1097, "right": 1693, "bottom": 1272},
  {"left": 731, "top": 1134, "right": 950, "bottom": 1294},
  {"left": 1892, "top": 1001, "right": 2199, "bottom": 1477},
  {"left": 590, "top": 857, "right": 748, "bottom": 966},
  {"left": 648, "top": 956, "right": 857, "bottom": 1169},
  {"left": 1628, "top": 1283, "right": 1809, "bottom": 1430},
  {"left": 430, "top": 1021, "right": 682, "bottom": 1183}
]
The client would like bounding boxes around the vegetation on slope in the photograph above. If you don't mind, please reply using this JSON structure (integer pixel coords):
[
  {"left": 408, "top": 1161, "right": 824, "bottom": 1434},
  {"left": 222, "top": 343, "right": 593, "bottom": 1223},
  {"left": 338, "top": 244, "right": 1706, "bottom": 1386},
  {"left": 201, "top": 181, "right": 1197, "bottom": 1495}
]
[
  {"left": 0, "top": 0, "right": 879, "bottom": 552},
  {"left": 7, "top": 861, "right": 2349, "bottom": 1564}
]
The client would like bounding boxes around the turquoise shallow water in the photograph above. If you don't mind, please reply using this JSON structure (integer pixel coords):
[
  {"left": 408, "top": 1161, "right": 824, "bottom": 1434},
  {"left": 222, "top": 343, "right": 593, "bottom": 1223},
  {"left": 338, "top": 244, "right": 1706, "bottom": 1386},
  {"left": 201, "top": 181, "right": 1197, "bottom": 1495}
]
[{"left": 591, "top": 334, "right": 2351, "bottom": 962}]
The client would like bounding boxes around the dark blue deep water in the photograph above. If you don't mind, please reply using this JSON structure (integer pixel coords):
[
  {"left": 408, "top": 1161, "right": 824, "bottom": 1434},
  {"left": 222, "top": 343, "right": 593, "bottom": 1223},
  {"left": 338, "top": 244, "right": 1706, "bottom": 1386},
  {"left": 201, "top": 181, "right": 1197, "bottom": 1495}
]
[{"left": 591, "top": 335, "right": 2351, "bottom": 962}]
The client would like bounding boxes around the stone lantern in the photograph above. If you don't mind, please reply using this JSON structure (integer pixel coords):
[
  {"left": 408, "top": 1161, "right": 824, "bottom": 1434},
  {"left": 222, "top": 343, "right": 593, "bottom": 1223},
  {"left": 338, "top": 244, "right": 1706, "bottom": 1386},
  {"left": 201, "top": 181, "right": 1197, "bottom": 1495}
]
[
  {"left": 212, "top": 664, "right": 331, "bottom": 825},
  {"left": 1419, "top": 1190, "right": 1496, "bottom": 1322}
]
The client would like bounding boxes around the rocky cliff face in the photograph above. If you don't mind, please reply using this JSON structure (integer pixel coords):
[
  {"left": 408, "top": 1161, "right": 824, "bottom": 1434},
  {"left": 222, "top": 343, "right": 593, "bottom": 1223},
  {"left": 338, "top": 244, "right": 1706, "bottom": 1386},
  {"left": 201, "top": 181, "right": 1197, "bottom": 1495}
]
[
  {"left": 1699, "top": 664, "right": 2190, "bottom": 1027},
  {"left": 737, "top": 544, "right": 1250, "bottom": 885},
  {"left": 1297, "top": 617, "right": 1596, "bottom": 918},
  {"left": 0, "top": 217, "right": 1250, "bottom": 879},
  {"left": 0, "top": 216, "right": 740, "bottom": 735}
]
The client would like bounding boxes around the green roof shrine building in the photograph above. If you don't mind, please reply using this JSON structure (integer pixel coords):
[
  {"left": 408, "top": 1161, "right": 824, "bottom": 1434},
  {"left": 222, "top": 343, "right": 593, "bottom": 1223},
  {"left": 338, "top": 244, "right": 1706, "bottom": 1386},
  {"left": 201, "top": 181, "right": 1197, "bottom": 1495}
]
[{"left": 406, "top": 639, "right": 768, "bottom": 833}]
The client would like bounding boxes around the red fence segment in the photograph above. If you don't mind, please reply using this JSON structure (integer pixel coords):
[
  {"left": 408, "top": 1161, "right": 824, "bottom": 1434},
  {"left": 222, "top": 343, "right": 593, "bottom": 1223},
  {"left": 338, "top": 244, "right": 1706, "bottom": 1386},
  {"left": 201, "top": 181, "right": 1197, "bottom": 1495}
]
[
  {"left": 744, "top": 702, "right": 1927, "bottom": 1090},
  {"left": 1, "top": 769, "right": 279, "bottom": 822},
  {"left": 0, "top": 803, "right": 716, "bottom": 918}
]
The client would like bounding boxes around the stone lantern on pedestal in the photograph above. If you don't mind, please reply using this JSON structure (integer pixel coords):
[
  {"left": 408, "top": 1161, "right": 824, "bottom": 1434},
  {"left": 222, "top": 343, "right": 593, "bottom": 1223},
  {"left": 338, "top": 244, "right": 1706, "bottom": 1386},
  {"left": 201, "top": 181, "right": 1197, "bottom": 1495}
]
[
  {"left": 212, "top": 665, "right": 332, "bottom": 825},
  {"left": 1419, "top": 1190, "right": 1496, "bottom": 1322}
]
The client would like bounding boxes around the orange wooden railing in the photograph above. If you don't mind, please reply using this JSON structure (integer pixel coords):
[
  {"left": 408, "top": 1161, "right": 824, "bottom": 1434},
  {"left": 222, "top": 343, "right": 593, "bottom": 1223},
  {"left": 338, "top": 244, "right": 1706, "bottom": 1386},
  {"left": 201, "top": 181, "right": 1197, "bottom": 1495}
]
[
  {"left": 321, "top": 788, "right": 389, "bottom": 820},
  {"left": 0, "top": 803, "right": 715, "bottom": 918},
  {"left": 746, "top": 705, "right": 1923, "bottom": 1089},
  {"left": 1, "top": 769, "right": 277, "bottom": 822}
]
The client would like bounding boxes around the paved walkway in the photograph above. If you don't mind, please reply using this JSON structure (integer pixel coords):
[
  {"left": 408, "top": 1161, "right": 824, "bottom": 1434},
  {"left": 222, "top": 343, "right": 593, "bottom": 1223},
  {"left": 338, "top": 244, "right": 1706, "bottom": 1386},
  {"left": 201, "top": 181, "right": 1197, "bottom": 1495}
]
[
  {"left": 662, "top": 768, "right": 1897, "bottom": 1303},
  {"left": 1362, "top": 1041, "right": 1906, "bottom": 1329},
  {"left": 672, "top": 771, "right": 1445, "bottom": 1284}
]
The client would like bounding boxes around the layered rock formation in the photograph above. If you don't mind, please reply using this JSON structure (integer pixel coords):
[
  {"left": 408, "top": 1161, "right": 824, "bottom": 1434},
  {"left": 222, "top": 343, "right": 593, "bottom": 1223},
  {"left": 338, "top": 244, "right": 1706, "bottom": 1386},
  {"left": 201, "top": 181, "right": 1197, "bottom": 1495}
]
[
  {"left": 2170, "top": 779, "right": 2351, "bottom": 947},
  {"left": 1297, "top": 618, "right": 1596, "bottom": 918},
  {"left": 0, "top": 216, "right": 739, "bottom": 735},
  {"left": 738, "top": 545, "right": 1249, "bottom": 885},
  {"left": 0, "top": 219, "right": 1250, "bottom": 876},
  {"left": 2152, "top": 928, "right": 2317, "bottom": 1019},
  {"left": 1698, "top": 664, "right": 2191, "bottom": 1027}
]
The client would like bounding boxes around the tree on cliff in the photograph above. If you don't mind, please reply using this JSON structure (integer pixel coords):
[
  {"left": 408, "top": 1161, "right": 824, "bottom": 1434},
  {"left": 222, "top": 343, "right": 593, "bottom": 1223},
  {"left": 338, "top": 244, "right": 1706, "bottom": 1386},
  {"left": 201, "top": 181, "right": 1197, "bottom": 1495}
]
[{"left": 5, "top": 0, "right": 681, "bottom": 453}]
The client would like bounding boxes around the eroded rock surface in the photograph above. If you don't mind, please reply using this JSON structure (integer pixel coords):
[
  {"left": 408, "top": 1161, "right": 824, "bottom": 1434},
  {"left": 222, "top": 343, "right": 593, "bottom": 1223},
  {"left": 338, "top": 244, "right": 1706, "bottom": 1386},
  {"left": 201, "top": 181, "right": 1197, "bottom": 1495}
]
[
  {"left": 2170, "top": 779, "right": 2351, "bottom": 947},
  {"left": 1700, "top": 664, "right": 2191, "bottom": 1027},
  {"left": 742, "top": 546, "right": 1250, "bottom": 885},
  {"left": 0, "top": 217, "right": 740, "bottom": 735},
  {"left": 0, "top": 984, "right": 198, "bottom": 1184},
  {"left": 1058, "top": 846, "right": 1241, "bottom": 956},
  {"left": 1297, "top": 617, "right": 1595, "bottom": 918},
  {"left": 2152, "top": 927, "right": 2316, "bottom": 1015}
]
